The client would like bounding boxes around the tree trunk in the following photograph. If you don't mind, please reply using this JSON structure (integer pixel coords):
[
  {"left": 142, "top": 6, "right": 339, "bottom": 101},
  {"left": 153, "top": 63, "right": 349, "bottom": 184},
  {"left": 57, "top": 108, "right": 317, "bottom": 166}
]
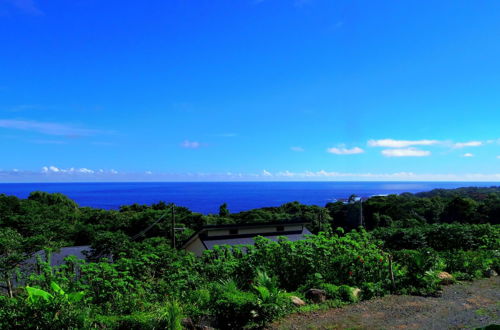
[{"left": 5, "top": 274, "right": 13, "bottom": 298}]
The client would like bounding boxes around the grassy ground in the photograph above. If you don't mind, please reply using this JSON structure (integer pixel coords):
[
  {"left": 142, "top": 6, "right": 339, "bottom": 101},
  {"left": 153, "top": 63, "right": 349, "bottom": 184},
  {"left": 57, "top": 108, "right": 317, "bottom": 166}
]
[{"left": 271, "top": 277, "right": 500, "bottom": 330}]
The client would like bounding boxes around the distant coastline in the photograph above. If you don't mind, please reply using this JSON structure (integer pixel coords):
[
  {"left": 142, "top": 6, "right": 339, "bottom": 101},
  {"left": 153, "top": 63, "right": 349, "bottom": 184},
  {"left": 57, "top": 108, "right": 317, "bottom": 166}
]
[{"left": 0, "top": 181, "right": 498, "bottom": 214}]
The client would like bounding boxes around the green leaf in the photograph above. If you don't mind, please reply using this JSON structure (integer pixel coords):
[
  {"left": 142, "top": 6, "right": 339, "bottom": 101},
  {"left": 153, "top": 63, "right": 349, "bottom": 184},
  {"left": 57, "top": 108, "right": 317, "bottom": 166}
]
[
  {"left": 67, "top": 291, "right": 85, "bottom": 303},
  {"left": 50, "top": 281, "right": 65, "bottom": 296},
  {"left": 26, "top": 286, "right": 54, "bottom": 304}
]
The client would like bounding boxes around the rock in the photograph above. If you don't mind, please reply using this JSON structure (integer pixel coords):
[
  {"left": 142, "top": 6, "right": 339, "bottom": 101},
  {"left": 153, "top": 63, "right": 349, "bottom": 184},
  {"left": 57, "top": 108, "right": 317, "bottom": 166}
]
[
  {"left": 486, "top": 269, "right": 498, "bottom": 277},
  {"left": 437, "top": 271, "right": 454, "bottom": 285},
  {"left": 352, "top": 288, "right": 361, "bottom": 300},
  {"left": 182, "top": 317, "right": 196, "bottom": 329},
  {"left": 195, "top": 316, "right": 215, "bottom": 330},
  {"left": 305, "top": 289, "right": 327, "bottom": 303},
  {"left": 290, "top": 296, "right": 306, "bottom": 306}
]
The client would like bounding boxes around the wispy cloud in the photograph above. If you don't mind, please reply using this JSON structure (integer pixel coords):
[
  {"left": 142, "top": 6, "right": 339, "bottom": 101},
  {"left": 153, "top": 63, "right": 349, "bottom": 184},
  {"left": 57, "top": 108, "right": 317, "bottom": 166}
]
[
  {"left": 368, "top": 139, "right": 439, "bottom": 148},
  {"left": 40, "top": 166, "right": 119, "bottom": 175},
  {"left": 381, "top": 148, "right": 431, "bottom": 157},
  {"left": 262, "top": 169, "right": 272, "bottom": 176},
  {"left": 453, "top": 141, "right": 483, "bottom": 148},
  {"left": 180, "top": 140, "right": 202, "bottom": 149},
  {"left": 291, "top": 146, "right": 304, "bottom": 152},
  {"left": 2, "top": 167, "right": 500, "bottom": 182},
  {"left": 0, "top": 119, "right": 100, "bottom": 137},
  {"left": 463, "top": 153, "right": 474, "bottom": 157},
  {"left": 327, "top": 146, "right": 364, "bottom": 155},
  {"left": 266, "top": 170, "right": 500, "bottom": 181},
  {"left": 4, "top": 0, "right": 43, "bottom": 15},
  {"left": 369, "top": 138, "right": 489, "bottom": 150}
]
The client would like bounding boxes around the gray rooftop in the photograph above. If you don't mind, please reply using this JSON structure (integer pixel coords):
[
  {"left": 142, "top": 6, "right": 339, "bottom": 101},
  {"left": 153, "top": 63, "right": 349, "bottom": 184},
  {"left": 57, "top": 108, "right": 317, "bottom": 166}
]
[{"left": 203, "top": 228, "right": 312, "bottom": 250}]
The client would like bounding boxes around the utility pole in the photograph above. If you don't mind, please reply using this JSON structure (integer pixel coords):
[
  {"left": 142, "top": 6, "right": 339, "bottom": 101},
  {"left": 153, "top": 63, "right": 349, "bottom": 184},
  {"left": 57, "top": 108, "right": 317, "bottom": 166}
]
[
  {"left": 171, "top": 204, "right": 176, "bottom": 249},
  {"left": 359, "top": 198, "right": 364, "bottom": 227},
  {"left": 318, "top": 211, "right": 323, "bottom": 233}
]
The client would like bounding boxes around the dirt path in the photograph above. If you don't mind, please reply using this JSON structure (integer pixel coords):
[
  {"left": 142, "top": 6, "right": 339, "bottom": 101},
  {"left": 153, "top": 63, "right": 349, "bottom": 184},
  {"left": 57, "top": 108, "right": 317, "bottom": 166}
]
[{"left": 271, "top": 277, "right": 500, "bottom": 330}]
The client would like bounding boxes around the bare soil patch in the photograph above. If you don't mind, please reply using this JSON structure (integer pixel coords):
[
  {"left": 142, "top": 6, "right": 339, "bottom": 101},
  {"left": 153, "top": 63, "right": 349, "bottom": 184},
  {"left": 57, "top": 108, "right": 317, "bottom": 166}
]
[{"left": 271, "top": 277, "right": 500, "bottom": 330}]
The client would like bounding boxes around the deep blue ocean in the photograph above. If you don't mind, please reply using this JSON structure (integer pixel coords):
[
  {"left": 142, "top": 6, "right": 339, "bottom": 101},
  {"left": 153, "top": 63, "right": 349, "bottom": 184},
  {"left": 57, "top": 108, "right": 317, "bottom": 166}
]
[{"left": 0, "top": 182, "right": 497, "bottom": 214}]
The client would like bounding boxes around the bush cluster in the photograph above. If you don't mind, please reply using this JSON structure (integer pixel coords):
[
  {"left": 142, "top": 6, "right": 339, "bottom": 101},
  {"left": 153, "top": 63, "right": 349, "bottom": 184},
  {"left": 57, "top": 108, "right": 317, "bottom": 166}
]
[{"left": 1, "top": 190, "right": 499, "bottom": 328}]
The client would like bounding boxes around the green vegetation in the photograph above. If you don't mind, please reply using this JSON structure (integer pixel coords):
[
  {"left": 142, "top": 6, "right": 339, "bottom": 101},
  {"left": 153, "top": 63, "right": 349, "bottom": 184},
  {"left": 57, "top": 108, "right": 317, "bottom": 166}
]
[{"left": 0, "top": 187, "right": 499, "bottom": 328}]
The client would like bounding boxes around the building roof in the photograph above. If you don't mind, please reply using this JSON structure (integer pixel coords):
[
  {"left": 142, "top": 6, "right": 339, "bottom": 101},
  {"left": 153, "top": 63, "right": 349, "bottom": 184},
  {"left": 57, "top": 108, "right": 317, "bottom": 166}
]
[
  {"left": 199, "top": 219, "right": 309, "bottom": 230},
  {"left": 202, "top": 229, "right": 312, "bottom": 250},
  {"left": 21, "top": 245, "right": 91, "bottom": 269},
  {"left": 182, "top": 221, "right": 311, "bottom": 250}
]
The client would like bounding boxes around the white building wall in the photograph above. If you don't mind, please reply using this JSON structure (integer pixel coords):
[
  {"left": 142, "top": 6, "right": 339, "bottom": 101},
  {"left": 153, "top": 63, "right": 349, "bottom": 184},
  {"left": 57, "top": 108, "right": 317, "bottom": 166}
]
[{"left": 184, "top": 237, "right": 206, "bottom": 257}]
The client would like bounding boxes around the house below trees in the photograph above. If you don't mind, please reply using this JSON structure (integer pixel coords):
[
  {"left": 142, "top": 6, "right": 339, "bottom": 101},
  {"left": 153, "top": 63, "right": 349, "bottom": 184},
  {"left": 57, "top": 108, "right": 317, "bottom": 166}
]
[{"left": 182, "top": 221, "right": 312, "bottom": 257}]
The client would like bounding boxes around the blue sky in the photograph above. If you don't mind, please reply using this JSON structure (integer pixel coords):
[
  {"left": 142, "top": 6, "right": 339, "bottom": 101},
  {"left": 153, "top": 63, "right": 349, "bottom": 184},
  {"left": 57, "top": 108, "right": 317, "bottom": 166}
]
[{"left": 1, "top": 0, "right": 500, "bottom": 182}]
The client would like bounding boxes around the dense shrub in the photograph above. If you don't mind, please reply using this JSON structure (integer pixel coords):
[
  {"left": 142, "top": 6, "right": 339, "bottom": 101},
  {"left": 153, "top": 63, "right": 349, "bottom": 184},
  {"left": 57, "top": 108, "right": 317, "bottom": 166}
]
[
  {"left": 210, "top": 279, "right": 259, "bottom": 329},
  {"left": 373, "top": 223, "right": 500, "bottom": 251},
  {"left": 1, "top": 190, "right": 499, "bottom": 328},
  {"left": 392, "top": 249, "right": 446, "bottom": 295},
  {"left": 440, "top": 250, "right": 498, "bottom": 280},
  {"left": 201, "top": 230, "right": 392, "bottom": 293}
]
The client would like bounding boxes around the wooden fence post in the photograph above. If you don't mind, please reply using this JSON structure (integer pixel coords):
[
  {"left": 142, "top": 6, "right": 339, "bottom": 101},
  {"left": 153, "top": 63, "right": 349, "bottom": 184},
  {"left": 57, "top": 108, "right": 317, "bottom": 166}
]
[{"left": 388, "top": 254, "right": 396, "bottom": 293}]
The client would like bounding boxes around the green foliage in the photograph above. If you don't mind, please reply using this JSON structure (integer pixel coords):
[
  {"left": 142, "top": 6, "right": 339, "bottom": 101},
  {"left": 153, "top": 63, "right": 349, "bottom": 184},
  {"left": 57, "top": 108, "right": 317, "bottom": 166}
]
[
  {"left": 158, "top": 300, "right": 184, "bottom": 330},
  {"left": 373, "top": 223, "right": 499, "bottom": 251},
  {"left": 338, "top": 285, "right": 358, "bottom": 303},
  {"left": 0, "top": 189, "right": 499, "bottom": 328},
  {"left": 319, "top": 283, "right": 340, "bottom": 300},
  {"left": 392, "top": 249, "right": 446, "bottom": 295},
  {"left": 441, "top": 250, "right": 498, "bottom": 280},
  {"left": 26, "top": 286, "right": 54, "bottom": 304},
  {"left": 219, "top": 203, "right": 230, "bottom": 217},
  {"left": 210, "top": 279, "right": 258, "bottom": 329}
]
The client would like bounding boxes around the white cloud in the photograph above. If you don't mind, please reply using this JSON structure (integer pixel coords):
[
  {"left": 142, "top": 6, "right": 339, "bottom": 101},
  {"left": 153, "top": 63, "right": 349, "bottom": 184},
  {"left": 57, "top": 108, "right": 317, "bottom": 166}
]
[
  {"left": 41, "top": 166, "right": 59, "bottom": 173},
  {"left": 453, "top": 141, "right": 483, "bottom": 148},
  {"left": 268, "top": 170, "right": 500, "bottom": 181},
  {"left": 463, "top": 153, "right": 474, "bottom": 157},
  {"left": 3, "top": 168, "right": 500, "bottom": 182},
  {"left": 41, "top": 166, "right": 104, "bottom": 175},
  {"left": 145, "top": 171, "right": 153, "bottom": 175},
  {"left": 327, "top": 147, "right": 364, "bottom": 155},
  {"left": 0, "top": 119, "right": 99, "bottom": 136},
  {"left": 78, "top": 168, "right": 95, "bottom": 174},
  {"left": 290, "top": 146, "right": 304, "bottom": 152},
  {"left": 368, "top": 139, "right": 439, "bottom": 148},
  {"left": 381, "top": 148, "right": 431, "bottom": 157},
  {"left": 180, "top": 140, "right": 201, "bottom": 149},
  {"left": 276, "top": 170, "right": 295, "bottom": 177},
  {"left": 262, "top": 169, "right": 272, "bottom": 176},
  {"left": 497, "top": 156, "right": 500, "bottom": 159}
]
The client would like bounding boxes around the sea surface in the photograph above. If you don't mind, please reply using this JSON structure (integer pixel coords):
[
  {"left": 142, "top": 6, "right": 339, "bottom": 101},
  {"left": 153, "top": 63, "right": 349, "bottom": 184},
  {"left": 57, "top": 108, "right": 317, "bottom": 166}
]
[{"left": 0, "top": 182, "right": 497, "bottom": 214}]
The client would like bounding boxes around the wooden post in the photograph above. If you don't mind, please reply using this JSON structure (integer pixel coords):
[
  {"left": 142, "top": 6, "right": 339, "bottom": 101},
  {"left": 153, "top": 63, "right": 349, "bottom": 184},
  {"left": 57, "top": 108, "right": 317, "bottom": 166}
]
[
  {"left": 388, "top": 254, "right": 396, "bottom": 293},
  {"left": 171, "top": 204, "right": 176, "bottom": 249}
]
